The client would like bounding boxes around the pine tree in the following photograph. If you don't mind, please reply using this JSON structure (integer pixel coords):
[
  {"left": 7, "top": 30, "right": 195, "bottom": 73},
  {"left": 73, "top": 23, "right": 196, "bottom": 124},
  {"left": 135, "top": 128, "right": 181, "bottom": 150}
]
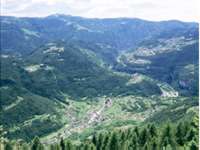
[
  {"left": 109, "top": 132, "right": 119, "bottom": 150},
  {"left": 22, "top": 143, "right": 29, "bottom": 150},
  {"left": 149, "top": 124, "right": 157, "bottom": 138},
  {"left": 60, "top": 138, "right": 65, "bottom": 150},
  {"left": 31, "top": 137, "right": 43, "bottom": 150},
  {"left": 176, "top": 122, "right": 185, "bottom": 146},
  {"left": 38, "top": 144, "right": 44, "bottom": 150},
  {"left": 183, "top": 121, "right": 190, "bottom": 135},
  {"left": 187, "top": 129, "right": 196, "bottom": 141},
  {"left": 5, "top": 142, "right": 13, "bottom": 150},
  {"left": 15, "top": 140, "right": 23, "bottom": 150},
  {"left": 139, "top": 128, "right": 149, "bottom": 146},
  {"left": 126, "top": 128, "right": 133, "bottom": 139},
  {"left": 55, "top": 143, "right": 61, "bottom": 150},
  {"left": 101, "top": 135, "right": 109, "bottom": 150},
  {"left": 130, "top": 133, "right": 138, "bottom": 150},
  {"left": 77, "top": 143, "right": 84, "bottom": 150},
  {"left": 97, "top": 133, "right": 103, "bottom": 150},
  {"left": 121, "top": 140, "right": 129, "bottom": 150},
  {"left": 190, "top": 116, "right": 198, "bottom": 129},
  {"left": 160, "top": 123, "right": 176, "bottom": 149},
  {"left": 121, "top": 131, "right": 126, "bottom": 142},
  {"left": 90, "top": 143, "right": 96, "bottom": 150},
  {"left": 190, "top": 141, "right": 198, "bottom": 150},
  {"left": 92, "top": 135, "right": 97, "bottom": 147},
  {"left": 134, "top": 127, "right": 140, "bottom": 137},
  {"left": 150, "top": 138, "right": 158, "bottom": 150},
  {"left": 162, "top": 137, "right": 169, "bottom": 148},
  {"left": 143, "top": 142, "right": 150, "bottom": 150},
  {"left": 66, "top": 140, "right": 73, "bottom": 150},
  {"left": 84, "top": 143, "right": 89, "bottom": 150},
  {"left": 50, "top": 144, "right": 56, "bottom": 150}
]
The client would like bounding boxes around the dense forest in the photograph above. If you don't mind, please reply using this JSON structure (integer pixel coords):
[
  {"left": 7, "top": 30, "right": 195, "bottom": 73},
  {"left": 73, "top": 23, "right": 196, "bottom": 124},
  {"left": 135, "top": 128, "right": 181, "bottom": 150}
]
[{"left": 1, "top": 115, "right": 198, "bottom": 150}]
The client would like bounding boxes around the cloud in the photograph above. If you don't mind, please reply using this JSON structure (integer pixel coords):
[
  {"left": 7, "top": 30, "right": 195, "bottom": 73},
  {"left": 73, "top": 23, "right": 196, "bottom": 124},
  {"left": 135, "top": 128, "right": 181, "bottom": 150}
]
[{"left": 1, "top": 0, "right": 199, "bottom": 21}]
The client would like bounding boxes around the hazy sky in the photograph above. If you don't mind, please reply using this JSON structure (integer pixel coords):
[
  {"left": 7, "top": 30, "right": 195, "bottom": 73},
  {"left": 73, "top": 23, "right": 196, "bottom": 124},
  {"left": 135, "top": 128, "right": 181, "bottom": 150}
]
[{"left": 1, "top": 0, "right": 199, "bottom": 21}]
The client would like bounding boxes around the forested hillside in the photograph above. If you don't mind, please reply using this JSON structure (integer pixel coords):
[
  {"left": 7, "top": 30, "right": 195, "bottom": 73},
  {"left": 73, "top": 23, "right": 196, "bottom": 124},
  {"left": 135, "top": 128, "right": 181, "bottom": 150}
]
[{"left": 0, "top": 14, "right": 199, "bottom": 148}]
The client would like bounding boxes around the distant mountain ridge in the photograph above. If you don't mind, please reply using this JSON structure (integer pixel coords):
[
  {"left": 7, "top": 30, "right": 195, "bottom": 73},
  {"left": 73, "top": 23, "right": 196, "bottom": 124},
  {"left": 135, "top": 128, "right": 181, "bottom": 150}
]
[{"left": 1, "top": 14, "right": 198, "bottom": 55}]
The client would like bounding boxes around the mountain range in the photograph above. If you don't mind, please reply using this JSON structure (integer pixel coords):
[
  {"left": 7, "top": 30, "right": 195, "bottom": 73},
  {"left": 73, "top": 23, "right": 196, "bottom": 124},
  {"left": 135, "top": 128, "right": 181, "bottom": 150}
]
[{"left": 0, "top": 14, "right": 199, "bottom": 142}]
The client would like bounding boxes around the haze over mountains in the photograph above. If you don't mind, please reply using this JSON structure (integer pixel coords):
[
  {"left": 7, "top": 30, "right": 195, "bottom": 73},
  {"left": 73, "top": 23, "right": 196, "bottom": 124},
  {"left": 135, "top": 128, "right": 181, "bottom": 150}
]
[{"left": 0, "top": 14, "right": 199, "bottom": 142}]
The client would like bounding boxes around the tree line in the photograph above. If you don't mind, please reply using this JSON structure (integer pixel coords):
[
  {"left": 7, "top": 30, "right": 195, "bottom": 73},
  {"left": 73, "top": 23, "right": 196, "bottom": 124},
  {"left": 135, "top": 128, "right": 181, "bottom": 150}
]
[{"left": 1, "top": 116, "right": 198, "bottom": 150}]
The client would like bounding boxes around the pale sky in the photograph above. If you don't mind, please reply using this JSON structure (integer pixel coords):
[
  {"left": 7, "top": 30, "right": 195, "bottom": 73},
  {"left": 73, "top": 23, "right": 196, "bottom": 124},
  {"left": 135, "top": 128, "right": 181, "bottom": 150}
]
[{"left": 1, "top": 0, "right": 200, "bottom": 22}]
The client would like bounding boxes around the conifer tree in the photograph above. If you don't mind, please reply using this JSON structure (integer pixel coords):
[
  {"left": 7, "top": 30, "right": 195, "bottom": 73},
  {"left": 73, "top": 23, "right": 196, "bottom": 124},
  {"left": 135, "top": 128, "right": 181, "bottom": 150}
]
[
  {"left": 92, "top": 135, "right": 97, "bottom": 147},
  {"left": 143, "top": 142, "right": 150, "bottom": 150},
  {"left": 109, "top": 132, "right": 119, "bottom": 150},
  {"left": 190, "top": 141, "right": 198, "bottom": 150},
  {"left": 55, "top": 143, "right": 61, "bottom": 150},
  {"left": 90, "top": 143, "right": 96, "bottom": 150},
  {"left": 22, "top": 143, "right": 29, "bottom": 150},
  {"left": 149, "top": 124, "right": 157, "bottom": 138},
  {"left": 66, "top": 140, "right": 73, "bottom": 150},
  {"left": 5, "top": 142, "right": 13, "bottom": 150},
  {"left": 139, "top": 128, "right": 149, "bottom": 146},
  {"left": 121, "top": 131, "right": 126, "bottom": 142},
  {"left": 97, "top": 133, "right": 103, "bottom": 150},
  {"left": 162, "top": 137, "right": 169, "bottom": 148},
  {"left": 160, "top": 123, "right": 176, "bottom": 149},
  {"left": 126, "top": 128, "right": 133, "bottom": 139},
  {"left": 77, "top": 143, "right": 84, "bottom": 150},
  {"left": 31, "top": 137, "right": 43, "bottom": 150},
  {"left": 101, "top": 135, "right": 109, "bottom": 150},
  {"left": 84, "top": 143, "right": 89, "bottom": 150},
  {"left": 190, "top": 116, "right": 198, "bottom": 129},
  {"left": 121, "top": 140, "right": 129, "bottom": 150},
  {"left": 183, "top": 121, "right": 190, "bottom": 135},
  {"left": 130, "top": 132, "right": 138, "bottom": 150},
  {"left": 60, "top": 138, "right": 65, "bottom": 150},
  {"left": 50, "top": 144, "right": 55, "bottom": 150},
  {"left": 151, "top": 138, "right": 158, "bottom": 150},
  {"left": 176, "top": 122, "right": 185, "bottom": 146},
  {"left": 187, "top": 129, "right": 196, "bottom": 141},
  {"left": 134, "top": 127, "right": 140, "bottom": 137}
]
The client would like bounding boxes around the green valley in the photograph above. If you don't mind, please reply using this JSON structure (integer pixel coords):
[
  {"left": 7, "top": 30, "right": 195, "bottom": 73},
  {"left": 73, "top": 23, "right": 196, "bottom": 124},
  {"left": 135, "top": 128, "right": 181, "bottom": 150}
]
[{"left": 0, "top": 14, "right": 199, "bottom": 150}]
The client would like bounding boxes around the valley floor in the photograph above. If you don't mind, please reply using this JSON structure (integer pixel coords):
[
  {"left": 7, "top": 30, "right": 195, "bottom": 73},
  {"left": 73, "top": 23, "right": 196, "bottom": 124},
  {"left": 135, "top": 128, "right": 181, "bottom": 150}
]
[{"left": 40, "top": 94, "right": 197, "bottom": 144}]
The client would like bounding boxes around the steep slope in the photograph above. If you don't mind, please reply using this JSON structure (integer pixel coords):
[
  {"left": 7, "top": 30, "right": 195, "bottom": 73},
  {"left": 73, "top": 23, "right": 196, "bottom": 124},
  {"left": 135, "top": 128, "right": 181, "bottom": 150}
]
[
  {"left": 115, "top": 28, "right": 199, "bottom": 96},
  {"left": 21, "top": 42, "right": 162, "bottom": 99},
  {"left": 0, "top": 55, "right": 64, "bottom": 140}
]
